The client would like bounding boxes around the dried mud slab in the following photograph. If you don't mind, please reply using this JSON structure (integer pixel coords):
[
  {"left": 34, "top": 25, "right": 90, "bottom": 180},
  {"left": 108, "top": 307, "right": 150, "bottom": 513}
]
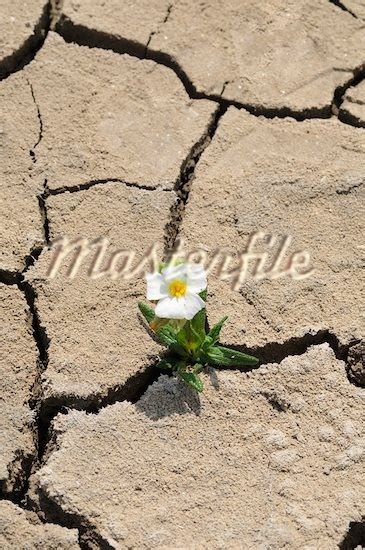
[
  {"left": 61, "top": 0, "right": 170, "bottom": 46},
  {"left": 148, "top": 0, "right": 364, "bottom": 113},
  {"left": 340, "top": 80, "right": 365, "bottom": 127},
  {"left": 26, "top": 183, "right": 173, "bottom": 409},
  {"left": 0, "top": 500, "right": 80, "bottom": 549},
  {"left": 31, "top": 345, "right": 365, "bottom": 548},
  {"left": 0, "top": 72, "right": 43, "bottom": 273},
  {"left": 0, "top": 0, "right": 49, "bottom": 79},
  {"left": 0, "top": 284, "right": 38, "bottom": 495},
  {"left": 180, "top": 107, "right": 365, "bottom": 353},
  {"left": 24, "top": 32, "right": 215, "bottom": 192}
]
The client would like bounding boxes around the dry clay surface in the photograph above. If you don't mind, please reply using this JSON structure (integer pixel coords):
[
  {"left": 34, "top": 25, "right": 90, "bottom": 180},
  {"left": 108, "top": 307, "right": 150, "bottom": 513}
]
[
  {"left": 24, "top": 32, "right": 216, "bottom": 192},
  {"left": 0, "top": 500, "right": 80, "bottom": 549},
  {"left": 0, "top": 72, "right": 43, "bottom": 273},
  {"left": 26, "top": 183, "right": 172, "bottom": 409},
  {"left": 0, "top": 0, "right": 364, "bottom": 547},
  {"left": 31, "top": 345, "right": 365, "bottom": 549},
  {"left": 61, "top": 0, "right": 170, "bottom": 46},
  {"left": 181, "top": 108, "right": 365, "bottom": 352},
  {"left": 25, "top": 108, "right": 365, "bottom": 412},
  {"left": 1, "top": 28, "right": 215, "bottom": 275},
  {"left": 59, "top": 0, "right": 365, "bottom": 112},
  {"left": 0, "top": 284, "right": 38, "bottom": 495},
  {"left": 0, "top": 0, "right": 48, "bottom": 78}
]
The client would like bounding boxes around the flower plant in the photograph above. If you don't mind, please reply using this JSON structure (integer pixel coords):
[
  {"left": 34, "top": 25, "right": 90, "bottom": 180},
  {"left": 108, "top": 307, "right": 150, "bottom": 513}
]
[{"left": 138, "top": 261, "right": 259, "bottom": 392}]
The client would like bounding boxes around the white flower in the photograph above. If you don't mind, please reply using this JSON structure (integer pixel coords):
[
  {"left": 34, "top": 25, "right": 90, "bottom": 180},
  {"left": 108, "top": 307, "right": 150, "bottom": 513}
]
[{"left": 146, "top": 262, "right": 207, "bottom": 320}]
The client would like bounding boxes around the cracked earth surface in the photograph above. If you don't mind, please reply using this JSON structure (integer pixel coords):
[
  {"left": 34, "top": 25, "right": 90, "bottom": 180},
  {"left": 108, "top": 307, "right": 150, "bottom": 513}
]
[{"left": 0, "top": 0, "right": 364, "bottom": 548}]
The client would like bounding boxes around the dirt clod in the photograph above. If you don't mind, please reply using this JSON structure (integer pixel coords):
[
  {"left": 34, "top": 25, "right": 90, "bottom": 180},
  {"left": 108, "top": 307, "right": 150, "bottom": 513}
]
[
  {"left": 32, "top": 345, "right": 365, "bottom": 549},
  {"left": 24, "top": 32, "right": 215, "bottom": 192},
  {"left": 25, "top": 183, "right": 174, "bottom": 410},
  {"left": 180, "top": 107, "right": 365, "bottom": 353}
]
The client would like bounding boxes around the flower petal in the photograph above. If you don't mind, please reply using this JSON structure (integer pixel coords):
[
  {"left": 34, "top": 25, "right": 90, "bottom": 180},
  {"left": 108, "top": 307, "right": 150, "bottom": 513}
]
[
  {"left": 186, "top": 264, "right": 207, "bottom": 294},
  {"left": 184, "top": 293, "right": 206, "bottom": 320},
  {"left": 161, "top": 263, "right": 187, "bottom": 282},
  {"left": 146, "top": 273, "right": 168, "bottom": 300},
  {"left": 155, "top": 296, "right": 187, "bottom": 319}
]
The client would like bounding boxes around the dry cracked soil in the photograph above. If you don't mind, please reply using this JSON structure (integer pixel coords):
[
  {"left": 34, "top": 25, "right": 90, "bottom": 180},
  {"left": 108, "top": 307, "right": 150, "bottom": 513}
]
[{"left": 0, "top": 0, "right": 364, "bottom": 549}]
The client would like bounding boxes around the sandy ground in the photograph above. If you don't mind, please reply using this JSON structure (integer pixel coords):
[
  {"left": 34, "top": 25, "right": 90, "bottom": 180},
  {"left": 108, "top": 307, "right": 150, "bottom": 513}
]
[{"left": 0, "top": 1, "right": 364, "bottom": 548}]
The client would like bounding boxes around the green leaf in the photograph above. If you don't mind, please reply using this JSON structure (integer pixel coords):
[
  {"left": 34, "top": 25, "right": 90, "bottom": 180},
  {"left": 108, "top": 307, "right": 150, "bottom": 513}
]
[
  {"left": 207, "top": 316, "right": 228, "bottom": 344},
  {"left": 190, "top": 307, "right": 206, "bottom": 344},
  {"left": 177, "top": 321, "right": 202, "bottom": 354},
  {"left": 159, "top": 323, "right": 176, "bottom": 338},
  {"left": 179, "top": 371, "right": 204, "bottom": 392},
  {"left": 155, "top": 359, "right": 173, "bottom": 370},
  {"left": 202, "top": 335, "right": 213, "bottom": 351},
  {"left": 138, "top": 302, "right": 155, "bottom": 323},
  {"left": 155, "top": 326, "right": 177, "bottom": 346},
  {"left": 193, "top": 363, "right": 204, "bottom": 373},
  {"left": 199, "top": 289, "right": 207, "bottom": 301},
  {"left": 155, "top": 326, "right": 188, "bottom": 357},
  {"left": 170, "top": 342, "right": 189, "bottom": 358},
  {"left": 205, "top": 345, "right": 259, "bottom": 368}
]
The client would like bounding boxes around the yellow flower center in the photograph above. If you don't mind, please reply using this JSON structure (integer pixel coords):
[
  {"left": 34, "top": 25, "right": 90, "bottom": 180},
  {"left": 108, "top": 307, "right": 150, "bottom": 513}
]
[{"left": 168, "top": 279, "right": 187, "bottom": 298}]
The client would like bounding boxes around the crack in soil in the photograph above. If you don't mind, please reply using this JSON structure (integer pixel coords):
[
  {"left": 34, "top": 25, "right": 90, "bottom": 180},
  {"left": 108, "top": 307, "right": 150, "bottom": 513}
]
[
  {"left": 0, "top": 447, "right": 35, "bottom": 504},
  {"left": 336, "top": 180, "right": 364, "bottom": 194},
  {"left": 226, "top": 328, "right": 347, "bottom": 366},
  {"left": 37, "top": 184, "right": 51, "bottom": 245},
  {"left": 38, "top": 327, "right": 351, "bottom": 427},
  {"left": 4, "top": 255, "right": 356, "bottom": 540},
  {"left": 23, "top": 327, "right": 359, "bottom": 548},
  {"left": 145, "top": 4, "right": 173, "bottom": 52},
  {"left": 164, "top": 102, "right": 226, "bottom": 256},
  {"left": 339, "top": 109, "right": 365, "bottom": 128},
  {"left": 38, "top": 355, "right": 162, "bottom": 437},
  {"left": 0, "top": 260, "right": 48, "bottom": 503},
  {"left": 0, "top": 269, "right": 19, "bottom": 285},
  {"left": 329, "top": 0, "right": 358, "bottom": 18},
  {"left": 0, "top": 244, "right": 47, "bottom": 286},
  {"left": 55, "top": 15, "right": 365, "bottom": 126},
  {"left": 332, "top": 62, "right": 365, "bottom": 116},
  {"left": 346, "top": 340, "right": 365, "bottom": 387},
  {"left": 0, "top": 2, "right": 51, "bottom": 82},
  {"left": 15, "top": 104, "right": 226, "bottom": 470},
  {"left": 337, "top": 67, "right": 365, "bottom": 127},
  {"left": 2, "top": 78, "right": 360, "bottom": 512},
  {"left": 29, "top": 484, "right": 111, "bottom": 549},
  {"left": 35, "top": 361, "right": 164, "bottom": 472},
  {"left": 0, "top": 248, "right": 52, "bottom": 502},
  {"left": 1, "top": 5, "right": 363, "bottom": 539},
  {"left": 49, "top": 178, "right": 172, "bottom": 196},
  {"left": 339, "top": 518, "right": 365, "bottom": 549},
  {"left": 17, "top": 276, "right": 50, "bottom": 482},
  {"left": 27, "top": 77, "right": 51, "bottom": 246},
  {"left": 26, "top": 80, "right": 43, "bottom": 151},
  {"left": 56, "top": 14, "right": 147, "bottom": 59}
]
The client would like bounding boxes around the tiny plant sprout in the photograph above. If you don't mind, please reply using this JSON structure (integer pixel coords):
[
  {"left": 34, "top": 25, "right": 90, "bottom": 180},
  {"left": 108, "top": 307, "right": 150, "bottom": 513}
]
[{"left": 138, "top": 260, "right": 259, "bottom": 393}]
